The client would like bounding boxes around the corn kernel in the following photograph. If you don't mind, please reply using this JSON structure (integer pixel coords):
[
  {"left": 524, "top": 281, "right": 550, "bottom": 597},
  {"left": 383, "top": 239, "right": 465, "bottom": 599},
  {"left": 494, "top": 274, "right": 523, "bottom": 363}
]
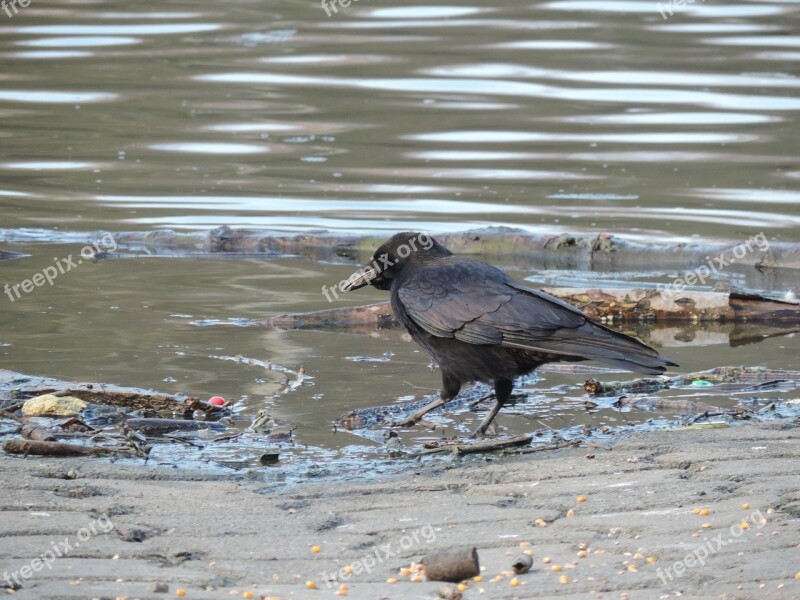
[
  {"left": 473, "top": 575, "right": 484, "bottom": 582},
  {"left": 577, "top": 550, "right": 589, "bottom": 558},
  {"left": 551, "top": 565, "right": 562, "bottom": 572},
  {"left": 700, "top": 509, "right": 710, "bottom": 516},
  {"left": 519, "top": 541, "right": 531, "bottom": 547},
  {"left": 311, "top": 545, "right": 321, "bottom": 553},
  {"left": 542, "top": 557, "right": 552, "bottom": 563},
  {"left": 399, "top": 568, "right": 413, "bottom": 576},
  {"left": 647, "top": 556, "right": 657, "bottom": 564},
  {"left": 337, "top": 585, "right": 348, "bottom": 596},
  {"left": 523, "top": 550, "right": 533, "bottom": 556},
  {"left": 411, "top": 575, "right": 424, "bottom": 583},
  {"left": 692, "top": 508, "right": 701, "bottom": 514},
  {"left": 386, "top": 578, "right": 397, "bottom": 584},
  {"left": 702, "top": 523, "right": 712, "bottom": 529},
  {"left": 176, "top": 590, "right": 186, "bottom": 598},
  {"left": 243, "top": 593, "right": 255, "bottom": 599},
  {"left": 457, "top": 583, "right": 468, "bottom": 591},
  {"left": 305, "top": 581, "right": 317, "bottom": 589},
  {"left": 509, "top": 577, "right": 520, "bottom": 587},
  {"left": 628, "top": 564, "right": 638, "bottom": 572},
  {"left": 577, "top": 496, "right": 587, "bottom": 503},
  {"left": 742, "top": 503, "right": 750, "bottom": 510},
  {"left": 559, "top": 575, "right": 569, "bottom": 584},
  {"left": 740, "top": 522, "right": 750, "bottom": 529},
  {"left": 343, "top": 565, "right": 353, "bottom": 574}
]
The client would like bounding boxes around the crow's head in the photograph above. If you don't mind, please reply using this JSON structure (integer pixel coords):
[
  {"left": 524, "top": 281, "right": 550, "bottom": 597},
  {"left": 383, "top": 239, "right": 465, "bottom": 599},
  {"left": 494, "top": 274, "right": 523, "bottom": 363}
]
[{"left": 343, "top": 232, "right": 450, "bottom": 291}]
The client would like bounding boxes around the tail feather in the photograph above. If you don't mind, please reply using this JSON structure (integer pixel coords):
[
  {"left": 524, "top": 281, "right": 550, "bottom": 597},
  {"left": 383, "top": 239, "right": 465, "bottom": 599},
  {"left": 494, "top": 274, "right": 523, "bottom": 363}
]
[{"left": 504, "top": 321, "right": 678, "bottom": 375}]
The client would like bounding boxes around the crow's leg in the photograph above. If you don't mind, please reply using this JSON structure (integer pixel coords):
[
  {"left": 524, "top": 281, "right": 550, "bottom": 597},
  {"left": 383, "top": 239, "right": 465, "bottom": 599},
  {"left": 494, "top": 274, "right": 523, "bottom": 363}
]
[
  {"left": 472, "top": 378, "right": 513, "bottom": 437},
  {"left": 391, "top": 374, "right": 460, "bottom": 428}
]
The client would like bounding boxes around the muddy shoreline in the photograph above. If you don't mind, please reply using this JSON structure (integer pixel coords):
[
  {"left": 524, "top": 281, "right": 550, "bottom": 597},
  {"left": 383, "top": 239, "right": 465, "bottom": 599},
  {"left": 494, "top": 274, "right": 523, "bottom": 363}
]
[{"left": 1, "top": 422, "right": 798, "bottom": 599}]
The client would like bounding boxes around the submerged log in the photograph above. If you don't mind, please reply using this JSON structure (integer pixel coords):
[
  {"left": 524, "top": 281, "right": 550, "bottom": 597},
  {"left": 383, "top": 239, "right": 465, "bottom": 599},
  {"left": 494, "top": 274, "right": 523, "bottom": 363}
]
[
  {"left": 258, "top": 287, "right": 799, "bottom": 331},
  {"left": 98, "top": 227, "right": 800, "bottom": 273}
]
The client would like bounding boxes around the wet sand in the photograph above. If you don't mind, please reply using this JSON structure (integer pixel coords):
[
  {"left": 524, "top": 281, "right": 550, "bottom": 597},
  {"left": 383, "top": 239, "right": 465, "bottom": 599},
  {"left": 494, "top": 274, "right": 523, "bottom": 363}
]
[{"left": 1, "top": 422, "right": 798, "bottom": 599}]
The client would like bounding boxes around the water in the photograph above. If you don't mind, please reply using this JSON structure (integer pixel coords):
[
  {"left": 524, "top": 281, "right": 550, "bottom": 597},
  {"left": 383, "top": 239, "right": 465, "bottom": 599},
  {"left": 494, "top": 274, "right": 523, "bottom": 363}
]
[{"left": 1, "top": 0, "right": 799, "bottom": 481}]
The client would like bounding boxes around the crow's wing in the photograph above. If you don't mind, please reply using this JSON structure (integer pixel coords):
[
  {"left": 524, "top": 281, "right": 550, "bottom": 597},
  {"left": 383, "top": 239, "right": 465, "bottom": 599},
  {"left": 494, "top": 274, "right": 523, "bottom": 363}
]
[{"left": 397, "top": 259, "right": 674, "bottom": 373}]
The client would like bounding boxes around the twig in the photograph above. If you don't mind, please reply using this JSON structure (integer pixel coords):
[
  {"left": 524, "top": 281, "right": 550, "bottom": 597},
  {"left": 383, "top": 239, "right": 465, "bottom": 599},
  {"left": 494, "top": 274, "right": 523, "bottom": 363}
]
[{"left": 409, "top": 434, "right": 532, "bottom": 458}]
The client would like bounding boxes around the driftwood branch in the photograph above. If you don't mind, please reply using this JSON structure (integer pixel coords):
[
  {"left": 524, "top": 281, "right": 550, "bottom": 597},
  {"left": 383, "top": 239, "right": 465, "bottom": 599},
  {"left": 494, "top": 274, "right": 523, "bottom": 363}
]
[
  {"left": 584, "top": 366, "right": 800, "bottom": 397},
  {"left": 2, "top": 439, "right": 135, "bottom": 458}
]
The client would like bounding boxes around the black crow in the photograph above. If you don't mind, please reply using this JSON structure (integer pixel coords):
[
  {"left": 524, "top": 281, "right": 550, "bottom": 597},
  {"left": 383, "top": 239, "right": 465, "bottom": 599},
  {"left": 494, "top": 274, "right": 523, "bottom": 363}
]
[{"left": 343, "top": 232, "right": 678, "bottom": 435}]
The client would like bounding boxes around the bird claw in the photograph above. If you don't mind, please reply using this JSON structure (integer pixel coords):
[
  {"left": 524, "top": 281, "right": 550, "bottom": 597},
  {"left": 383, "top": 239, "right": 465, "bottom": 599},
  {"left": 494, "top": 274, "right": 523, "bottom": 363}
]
[{"left": 386, "top": 417, "right": 418, "bottom": 429}]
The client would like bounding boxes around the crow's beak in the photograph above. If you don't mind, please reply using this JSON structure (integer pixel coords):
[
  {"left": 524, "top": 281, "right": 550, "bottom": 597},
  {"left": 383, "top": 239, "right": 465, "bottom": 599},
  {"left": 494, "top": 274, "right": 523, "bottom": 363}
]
[{"left": 342, "top": 264, "right": 380, "bottom": 292}]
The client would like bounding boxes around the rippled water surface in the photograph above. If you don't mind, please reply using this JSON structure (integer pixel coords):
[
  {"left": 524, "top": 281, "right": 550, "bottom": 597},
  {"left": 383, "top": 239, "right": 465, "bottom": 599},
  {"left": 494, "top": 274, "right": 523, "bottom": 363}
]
[{"left": 1, "top": 0, "right": 799, "bottom": 480}]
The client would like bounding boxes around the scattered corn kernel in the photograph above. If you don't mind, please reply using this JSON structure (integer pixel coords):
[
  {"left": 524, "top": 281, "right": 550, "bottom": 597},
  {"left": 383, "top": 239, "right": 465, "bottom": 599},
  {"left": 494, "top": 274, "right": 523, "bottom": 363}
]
[
  {"left": 473, "top": 575, "right": 484, "bottom": 582},
  {"left": 559, "top": 575, "right": 570, "bottom": 584},
  {"left": 551, "top": 565, "right": 562, "bottom": 572},
  {"left": 567, "top": 509, "right": 575, "bottom": 518},
  {"left": 576, "top": 496, "right": 587, "bottom": 503},
  {"left": 595, "top": 549, "right": 606, "bottom": 555},
  {"left": 633, "top": 553, "right": 644, "bottom": 560},
  {"left": 519, "top": 541, "right": 531, "bottom": 547},
  {"left": 305, "top": 581, "right": 317, "bottom": 590},
  {"left": 534, "top": 518, "right": 547, "bottom": 527},
  {"left": 457, "top": 583, "right": 468, "bottom": 592},
  {"left": 628, "top": 564, "right": 639, "bottom": 572},
  {"left": 700, "top": 509, "right": 710, "bottom": 516},
  {"left": 343, "top": 565, "right": 353, "bottom": 575},
  {"left": 400, "top": 568, "right": 413, "bottom": 576},
  {"left": 311, "top": 545, "right": 321, "bottom": 554},
  {"left": 243, "top": 593, "right": 254, "bottom": 599},
  {"left": 411, "top": 575, "right": 424, "bottom": 583},
  {"left": 336, "top": 584, "right": 348, "bottom": 596},
  {"left": 647, "top": 556, "right": 657, "bottom": 564},
  {"left": 523, "top": 550, "right": 534, "bottom": 556},
  {"left": 740, "top": 522, "right": 750, "bottom": 529},
  {"left": 702, "top": 523, "right": 712, "bottom": 529},
  {"left": 692, "top": 508, "right": 701, "bottom": 514},
  {"left": 577, "top": 550, "right": 589, "bottom": 558},
  {"left": 176, "top": 589, "right": 186, "bottom": 598},
  {"left": 509, "top": 578, "right": 521, "bottom": 587},
  {"left": 386, "top": 578, "right": 397, "bottom": 584},
  {"left": 794, "top": 571, "right": 800, "bottom": 580},
  {"left": 743, "top": 503, "right": 750, "bottom": 510}
]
